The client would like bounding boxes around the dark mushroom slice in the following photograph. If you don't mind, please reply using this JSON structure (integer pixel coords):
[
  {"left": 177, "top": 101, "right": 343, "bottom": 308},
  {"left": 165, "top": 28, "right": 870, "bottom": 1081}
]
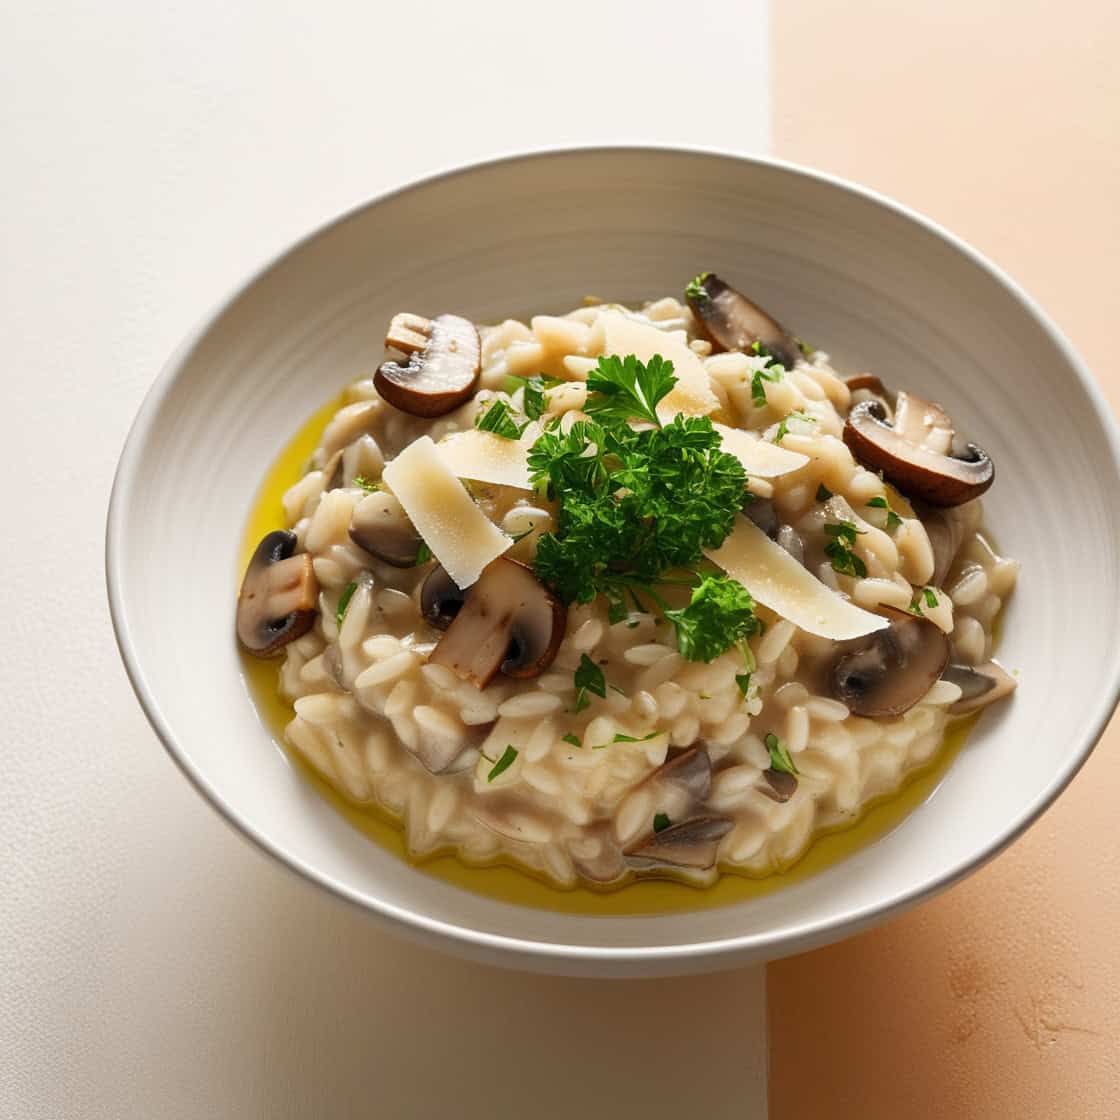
[
  {"left": 830, "top": 606, "right": 950, "bottom": 717},
  {"left": 349, "top": 491, "right": 424, "bottom": 567},
  {"left": 429, "top": 557, "right": 566, "bottom": 687},
  {"left": 374, "top": 312, "right": 481, "bottom": 418},
  {"left": 943, "top": 660, "right": 1017, "bottom": 716},
  {"left": 648, "top": 746, "right": 712, "bottom": 801},
  {"left": 922, "top": 502, "right": 982, "bottom": 587},
  {"left": 760, "top": 768, "right": 798, "bottom": 803},
  {"left": 626, "top": 817, "right": 733, "bottom": 870},
  {"left": 843, "top": 393, "right": 994, "bottom": 507},
  {"left": 685, "top": 272, "right": 801, "bottom": 369},
  {"left": 420, "top": 564, "right": 468, "bottom": 630},
  {"left": 744, "top": 496, "right": 780, "bottom": 538},
  {"left": 236, "top": 530, "right": 319, "bottom": 657}
]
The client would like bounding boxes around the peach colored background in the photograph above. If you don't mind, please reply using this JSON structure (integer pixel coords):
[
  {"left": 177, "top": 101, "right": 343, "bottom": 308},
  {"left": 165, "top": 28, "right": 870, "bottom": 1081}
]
[{"left": 768, "top": 1, "right": 1120, "bottom": 1115}]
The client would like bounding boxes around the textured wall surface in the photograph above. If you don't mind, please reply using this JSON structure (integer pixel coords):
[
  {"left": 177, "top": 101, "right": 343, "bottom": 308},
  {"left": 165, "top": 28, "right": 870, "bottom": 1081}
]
[
  {"left": 768, "top": 2, "right": 1120, "bottom": 1115},
  {"left": 0, "top": 3, "right": 771, "bottom": 1117}
]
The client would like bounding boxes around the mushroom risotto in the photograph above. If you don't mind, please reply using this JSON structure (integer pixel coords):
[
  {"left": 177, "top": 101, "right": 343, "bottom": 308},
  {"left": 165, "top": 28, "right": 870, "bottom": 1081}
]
[{"left": 237, "top": 274, "right": 1018, "bottom": 889}]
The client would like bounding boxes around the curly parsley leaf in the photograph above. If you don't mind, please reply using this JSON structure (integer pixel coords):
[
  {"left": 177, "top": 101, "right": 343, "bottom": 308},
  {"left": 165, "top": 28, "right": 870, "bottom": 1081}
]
[
  {"left": 765, "top": 732, "right": 799, "bottom": 775},
  {"left": 824, "top": 519, "right": 868, "bottom": 578},
  {"left": 475, "top": 398, "right": 528, "bottom": 440},
  {"left": 663, "top": 574, "right": 761, "bottom": 663},
  {"left": 585, "top": 353, "right": 677, "bottom": 428}
]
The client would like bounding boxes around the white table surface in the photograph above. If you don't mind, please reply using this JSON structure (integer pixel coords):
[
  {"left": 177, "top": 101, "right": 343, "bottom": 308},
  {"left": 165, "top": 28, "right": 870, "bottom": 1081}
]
[{"left": 1, "top": 3, "right": 771, "bottom": 1115}]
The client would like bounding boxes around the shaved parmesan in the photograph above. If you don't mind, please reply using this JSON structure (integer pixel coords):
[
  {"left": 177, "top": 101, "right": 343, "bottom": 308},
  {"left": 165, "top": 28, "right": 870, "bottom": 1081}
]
[
  {"left": 706, "top": 518, "right": 888, "bottom": 641},
  {"left": 382, "top": 436, "right": 510, "bottom": 588},
  {"left": 714, "top": 423, "right": 809, "bottom": 478},
  {"left": 602, "top": 312, "right": 719, "bottom": 420},
  {"left": 436, "top": 424, "right": 540, "bottom": 490}
]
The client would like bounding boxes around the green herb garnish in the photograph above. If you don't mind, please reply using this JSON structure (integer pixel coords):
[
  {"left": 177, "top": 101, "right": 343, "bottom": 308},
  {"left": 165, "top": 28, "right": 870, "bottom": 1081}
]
[
  {"left": 561, "top": 733, "right": 582, "bottom": 748},
  {"left": 663, "top": 574, "right": 761, "bottom": 663},
  {"left": 750, "top": 365, "right": 782, "bottom": 408},
  {"left": 573, "top": 654, "right": 607, "bottom": 713},
  {"left": 816, "top": 483, "right": 832, "bottom": 502},
  {"left": 867, "top": 495, "right": 903, "bottom": 532},
  {"left": 735, "top": 672, "right": 752, "bottom": 698},
  {"left": 584, "top": 353, "right": 677, "bottom": 428},
  {"left": 684, "top": 272, "right": 711, "bottom": 305},
  {"left": 824, "top": 520, "right": 868, "bottom": 578},
  {"left": 924, "top": 587, "right": 938, "bottom": 607},
  {"left": 487, "top": 745, "right": 518, "bottom": 782},
  {"left": 773, "top": 410, "right": 814, "bottom": 444},
  {"left": 335, "top": 581, "right": 357, "bottom": 627},
  {"left": 589, "top": 731, "right": 659, "bottom": 750},
  {"left": 352, "top": 475, "right": 380, "bottom": 492},
  {"left": 475, "top": 399, "right": 528, "bottom": 440},
  {"left": 765, "top": 732, "right": 799, "bottom": 775},
  {"left": 414, "top": 542, "right": 432, "bottom": 565},
  {"left": 653, "top": 812, "right": 671, "bottom": 833}
]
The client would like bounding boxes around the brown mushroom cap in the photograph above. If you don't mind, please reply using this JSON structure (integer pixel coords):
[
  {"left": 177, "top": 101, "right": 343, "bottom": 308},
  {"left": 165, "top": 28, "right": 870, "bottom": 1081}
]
[
  {"left": 685, "top": 272, "right": 801, "bottom": 369},
  {"left": 843, "top": 394, "right": 994, "bottom": 507},
  {"left": 237, "top": 530, "right": 319, "bottom": 657},
  {"left": 349, "top": 491, "right": 424, "bottom": 567},
  {"left": 944, "top": 660, "right": 1017, "bottom": 716},
  {"left": 626, "top": 817, "right": 733, "bottom": 870},
  {"left": 922, "top": 502, "right": 982, "bottom": 587},
  {"left": 830, "top": 606, "right": 950, "bottom": 717},
  {"left": 429, "top": 557, "right": 566, "bottom": 688},
  {"left": 374, "top": 313, "right": 481, "bottom": 418}
]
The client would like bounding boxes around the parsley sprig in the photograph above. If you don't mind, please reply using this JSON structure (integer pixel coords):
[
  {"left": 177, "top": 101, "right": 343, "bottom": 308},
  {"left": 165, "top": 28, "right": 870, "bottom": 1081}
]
[{"left": 528, "top": 354, "right": 757, "bottom": 662}]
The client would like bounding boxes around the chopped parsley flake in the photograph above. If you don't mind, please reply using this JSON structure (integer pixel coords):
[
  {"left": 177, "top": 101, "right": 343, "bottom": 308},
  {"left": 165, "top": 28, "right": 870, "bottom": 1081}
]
[
  {"left": 750, "top": 365, "right": 782, "bottom": 408},
  {"left": 653, "top": 812, "right": 671, "bottom": 833},
  {"left": 573, "top": 654, "right": 607, "bottom": 713},
  {"left": 684, "top": 272, "right": 712, "bottom": 305},
  {"left": 824, "top": 520, "right": 868, "bottom": 578},
  {"left": 487, "top": 745, "right": 518, "bottom": 782},
  {"left": 924, "top": 587, "right": 938, "bottom": 607},
  {"left": 561, "top": 733, "right": 582, "bottom": 749},
  {"left": 335, "top": 581, "right": 357, "bottom": 627},
  {"left": 867, "top": 495, "right": 903, "bottom": 532},
  {"left": 773, "top": 410, "right": 814, "bottom": 444},
  {"left": 414, "top": 542, "right": 432, "bottom": 565},
  {"left": 816, "top": 483, "right": 832, "bottom": 502},
  {"left": 475, "top": 399, "right": 528, "bottom": 440},
  {"left": 351, "top": 475, "right": 380, "bottom": 492},
  {"left": 765, "top": 732, "right": 799, "bottom": 775}
]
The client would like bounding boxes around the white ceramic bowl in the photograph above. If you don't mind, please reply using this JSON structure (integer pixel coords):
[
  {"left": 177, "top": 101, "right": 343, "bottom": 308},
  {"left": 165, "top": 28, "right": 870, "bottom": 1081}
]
[{"left": 107, "top": 147, "right": 1120, "bottom": 977}]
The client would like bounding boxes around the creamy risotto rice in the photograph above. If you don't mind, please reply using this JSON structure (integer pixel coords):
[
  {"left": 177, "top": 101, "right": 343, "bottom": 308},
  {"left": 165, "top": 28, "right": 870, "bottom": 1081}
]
[{"left": 237, "top": 275, "right": 1018, "bottom": 889}]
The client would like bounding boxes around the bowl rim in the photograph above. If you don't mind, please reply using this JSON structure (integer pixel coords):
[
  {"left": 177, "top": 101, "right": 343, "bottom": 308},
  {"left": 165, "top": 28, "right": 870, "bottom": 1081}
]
[{"left": 105, "top": 144, "right": 1120, "bottom": 971}]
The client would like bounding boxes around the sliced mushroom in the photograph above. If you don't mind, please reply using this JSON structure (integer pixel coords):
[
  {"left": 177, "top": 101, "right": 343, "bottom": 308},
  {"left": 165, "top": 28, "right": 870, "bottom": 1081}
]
[
  {"left": 744, "top": 496, "right": 779, "bottom": 538},
  {"left": 843, "top": 394, "right": 994, "bottom": 507},
  {"left": 626, "top": 817, "right": 733, "bottom": 870},
  {"left": 420, "top": 564, "right": 468, "bottom": 630},
  {"left": 236, "top": 530, "right": 319, "bottom": 656},
  {"left": 922, "top": 502, "right": 982, "bottom": 587},
  {"left": 684, "top": 272, "right": 800, "bottom": 368},
  {"left": 944, "top": 660, "right": 1017, "bottom": 716},
  {"left": 374, "top": 313, "right": 481, "bottom": 418},
  {"left": 649, "top": 746, "right": 712, "bottom": 801},
  {"left": 845, "top": 374, "right": 893, "bottom": 418},
  {"left": 830, "top": 606, "right": 950, "bottom": 717},
  {"left": 349, "top": 491, "right": 424, "bottom": 567},
  {"left": 429, "top": 558, "right": 566, "bottom": 687},
  {"left": 761, "top": 768, "right": 798, "bottom": 803}
]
